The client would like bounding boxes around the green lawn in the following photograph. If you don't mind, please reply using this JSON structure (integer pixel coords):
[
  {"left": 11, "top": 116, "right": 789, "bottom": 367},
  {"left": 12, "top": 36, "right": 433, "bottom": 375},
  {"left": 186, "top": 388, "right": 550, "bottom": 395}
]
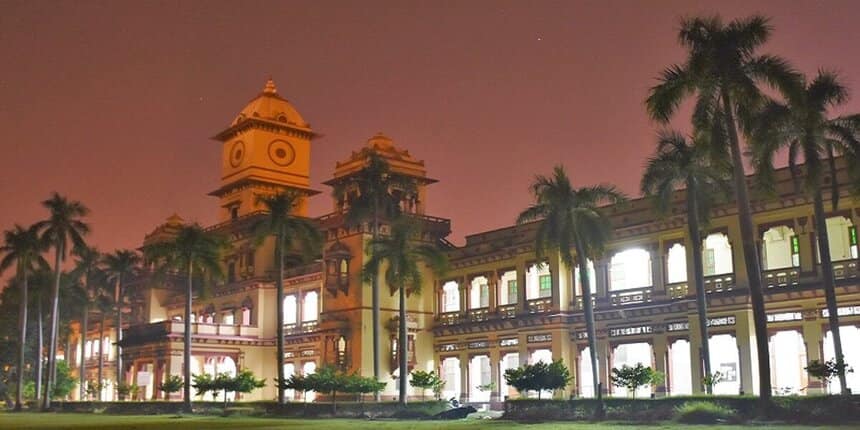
[{"left": 0, "top": 414, "right": 857, "bottom": 430}]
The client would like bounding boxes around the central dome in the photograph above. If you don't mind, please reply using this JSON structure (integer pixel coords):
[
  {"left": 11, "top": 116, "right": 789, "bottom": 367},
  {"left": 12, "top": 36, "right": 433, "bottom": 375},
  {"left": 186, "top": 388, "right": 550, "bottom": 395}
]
[{"left": 231, "top": 79, "right": 308, "bottom": 128}]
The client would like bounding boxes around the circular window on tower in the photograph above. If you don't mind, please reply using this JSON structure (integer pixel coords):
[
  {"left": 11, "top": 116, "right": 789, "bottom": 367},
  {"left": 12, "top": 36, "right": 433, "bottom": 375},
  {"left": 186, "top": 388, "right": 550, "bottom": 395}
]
[
  {"left": 229, "top": 141, "right": 245, "bottom": 168},
  {"left": 267, "top": 140, "right": 296, "bottom": 167}
]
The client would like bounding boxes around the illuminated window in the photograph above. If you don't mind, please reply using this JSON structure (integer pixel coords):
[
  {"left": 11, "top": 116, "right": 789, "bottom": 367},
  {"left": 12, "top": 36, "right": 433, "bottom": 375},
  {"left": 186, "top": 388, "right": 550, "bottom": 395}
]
[
  {"left": 526, "top": 263, "right": 550, "bottom": 299},
  {"left": 762, "top": 226, "right": 797, "bottom": 270},
  {"left": 575, "top": 259, "right": 596, "bottom": 295},
  {"left": 666, "top": 244, "right": 687, "bottom": 284},
  {"left": 302, "top": 291, "right": 318, "bottom": 322},
  {"left": 703, "top": 233, "right": 733, "bottom": 276},
  {"left": 822, "top": 216, "right": 856, "bottom": 262},
  {"left": 442, "top": 281, "right": 460, "bottom": 312},
  {"left": 284, "top": 295, "right": 297, "bottom": 325},
  {"left": 538, "top": 275, "right": 552, "bottom": 298},
  {"left": 499, "top": 270, "right": 517, "bottom": 305},
  {"left": 610, "top": 248, "right": 652, "bottom": 291},
  {"left": 470, "top": 276, "right": 490, "bottom": 309}
]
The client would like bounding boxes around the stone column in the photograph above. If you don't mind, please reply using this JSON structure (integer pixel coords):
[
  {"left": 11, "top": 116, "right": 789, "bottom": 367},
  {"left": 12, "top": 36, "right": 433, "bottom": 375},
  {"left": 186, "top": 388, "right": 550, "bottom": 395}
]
[
  {"left": 652, "top": 335, "right": 668, "bottom": 397},
  {"left": 735, "top": 309, "right": 758, "bottom": 395},
  {"left": 726, "top": 220, "right": 751, "bottom": 289},
  {"left": 651, "top": 244, "right": 666, "bottom": 297},
  {"left": 802, "top": 309, "right": 825, "bottom": 394},
  {"left": 795, "top": 217, "right": 815, "bottom": 277},
  {"left": 548, "top": 252, "right": 571, "bottom": 312},
  {"left": 295, "top": 293, "right": 303, "bottom": 326},
  {"left": 551, "top": 327, "right": 574, "bottom": 398},
  {"left": 460, "top": 277, "right": 469, "bottom": 313},
  {"left": 594, "top": 258, "right": 610, "bottom": 299},
  {"left": 597, "top": 334, "right": 611, "bottom": 397},
  {"left": 516, "top": 260, "right": 528, "bottom": 313},
  {"left": 459, "top": 351, "right": 470, "bottom": 404},
  {"left": 488, "top": 271, "right": 499, "bottom": 313},
  {"left": 688, "top": 315, "right": 705, "bottom": 394},
  {"left": 489, "top": 348, "right": 501, "bottom": 403}
]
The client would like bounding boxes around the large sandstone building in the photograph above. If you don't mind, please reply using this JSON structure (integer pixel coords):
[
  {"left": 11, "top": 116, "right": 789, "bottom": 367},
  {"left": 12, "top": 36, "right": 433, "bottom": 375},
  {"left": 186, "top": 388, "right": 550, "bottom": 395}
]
[{"left": 68, "top": 80, "right": 860, "bottom": 402}]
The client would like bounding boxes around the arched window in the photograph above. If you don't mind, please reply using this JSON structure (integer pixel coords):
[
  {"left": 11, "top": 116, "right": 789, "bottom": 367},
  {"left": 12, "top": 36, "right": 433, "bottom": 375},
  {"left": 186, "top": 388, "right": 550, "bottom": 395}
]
[
  {"left": 703, "top": 233, "right": 733, "bottom": 276},
  {"left": 526, "top": 263, "right": 551, "bottom": 299},
  {"left": 824, "top": 216, "right": 858, "bottom": 261},
  {"left": 85, "top": 340, "right": 92, "bottom": 359},
  {"left": 762, "top": 225, "right": 799, "bottom": 270},
  {"left": 609, "top": 248, "right": 652, "bottom": 291},
  {"left": 442, "top": 281, "right": 460, "bottom": 312},
  {"left": 284, "top": 295, "right": 297, "bottom": 325},
  {"left": 499, "top": 271, "right": 518, "bottom": 305},
  {"left": 302, "top": 291, "right": 318, "bottom": 322},
  {"left": 666, "top": 243, "right": 687, "bottom": 284},
  {"left": 574, "top": 259, "right": 596, "bottom": 295},
  {"left": 469, "top": 276, "right": 489, "bottom": 309}
]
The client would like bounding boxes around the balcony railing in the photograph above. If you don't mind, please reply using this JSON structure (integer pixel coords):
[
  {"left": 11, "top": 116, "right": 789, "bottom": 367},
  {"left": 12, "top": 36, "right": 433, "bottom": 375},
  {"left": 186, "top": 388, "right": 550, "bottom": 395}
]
[
  {"left": 763, "top": 267, "right": 800, "bottom": 288},
  {"left": 832, "top": 259, "right": 859, "bottom": 280},
  {"left": 173, "top": 321, "right": 260, "bottom": 337},
  {"left": 667, "top": 282, "right": 688, "bottom": 299},
  {"left": 609, "top": 287, "right": 653, "bottom": 306},
  {"left": 284, "top": 321, "right": 318, "bottom": 335},
  {"left": 435, "top": 311, "right": 464, "bottom": 326},
  {"left": 497, "top": 304, "right": 517, "bottom": 319},
  {"left": 526, "top": 297, "right": 552, "bottom": 314},
  {"left": 574, "top": 295, "right": 596, "bottom": 311},
  {"left": 703, "top": 274, "right": 734, "bottom": 293},
  {"left": 468, "top": 307, "right": 490, "bottom": 322}
]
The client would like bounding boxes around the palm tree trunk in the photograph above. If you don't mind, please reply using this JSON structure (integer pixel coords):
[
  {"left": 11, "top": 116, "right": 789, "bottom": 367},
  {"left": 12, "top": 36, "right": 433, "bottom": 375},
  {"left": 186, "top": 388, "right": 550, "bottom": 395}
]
[
  {"left": 98, "top": 313, "right": 105, "bottom": 401},
  {"left": 813, "top": 192, "right": 848, "bottom": 394},
  {"left": 79, "top": 303, "right": 87, "bottom": 401},
  {"left": 575, "top": 244, "right": 602, "bottom": 415},
  {"left": 688, "top": 190, "right": 712, "bottom": 393},
  {"left": 372, "top": 200, "right": 381, "bottom": 402},
  {"left": 35, "top": 297, "right": 43, "bottom": 404},
  {"left": 15, "top": 274, "right": 28, "bottom": 411},
  {"left": 43, "top": 245, "right": 62, "bottom": 410},
  {"left": 721, "top": 91, "right": 771, "bottom": 401},
  {"left": 398, "top": 282, "right": 408, "bottom": 405},
  {"left": 276, "top": 232, "right": 286, "bottom": 405},
  {"left": 183, "top": 261, "right": 193, "bottom": 413},
  {"left": 115, "top": 278, "right": 123, "bottom": 391}
]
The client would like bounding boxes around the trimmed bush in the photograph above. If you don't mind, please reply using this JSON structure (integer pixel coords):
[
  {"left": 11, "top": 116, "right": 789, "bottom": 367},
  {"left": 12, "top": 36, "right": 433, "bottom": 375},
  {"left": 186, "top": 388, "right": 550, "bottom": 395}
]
[{"left": 674, "top": 401, "right": 736, "bottom": 424}]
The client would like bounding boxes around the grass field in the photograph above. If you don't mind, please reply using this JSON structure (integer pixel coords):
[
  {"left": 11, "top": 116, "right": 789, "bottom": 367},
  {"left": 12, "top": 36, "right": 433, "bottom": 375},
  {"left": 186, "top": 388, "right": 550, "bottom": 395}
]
[{"left": 0, "top": 413, "right": 858, "bottom": 430}]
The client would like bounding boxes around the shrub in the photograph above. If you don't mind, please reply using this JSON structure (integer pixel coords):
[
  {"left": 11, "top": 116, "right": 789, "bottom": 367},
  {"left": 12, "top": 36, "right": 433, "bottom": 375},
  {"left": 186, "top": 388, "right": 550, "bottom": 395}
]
[
  {"left": 410, "top": 370, "right": 443, "bottom": 400},
  {"left": 610, "top": 363, "right": 664, "bottom": 398},
  {"left": 675, "top": 401, "right": 736, "bottom": 424},
  {"left": 504, "top": 359, "right": 572, "bottom": 399},
  {"left": 159, "top": 375, "right": 183, "bottom": 397}
]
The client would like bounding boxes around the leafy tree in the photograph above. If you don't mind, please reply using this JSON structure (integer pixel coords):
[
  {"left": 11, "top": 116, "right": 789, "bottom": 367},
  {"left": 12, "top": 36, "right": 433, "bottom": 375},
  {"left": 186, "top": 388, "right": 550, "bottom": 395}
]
[
  {"left": 253, "top": 191, "right": 321, "bottom": 405},
  {"left": 102, "top": 249, "right": 141, "bottom": 387},
  {"left": 34, "top": 192, "right": 90, "bottom": 409},
  {"left": 410, "top": 370, "right": 443, "bottom": 401},
  {"left": 216, "top": 370, "right": 265, "bottom": 409},
  {"left": 363, "top": 219, "right": 448, "bottom": 405},
  {"left": 703, "top": 371, "right": 724, "bottom": 393},
  {"left": 115, "top": 381, "right": 138, "bottom": 401},
  {"left": 751, "top": 71, "right": 860, "bottom": 395},
  {"left": 610, "top": 363, "right": 664, "bottom": 399},
  {"left": 145, "top": 224, "right": 227, "bottom": 412},
  {"left": 805, "top": 359, "right": 854, "bottom": 394},
  {"left": 159, "top": 374, "right": 184, "bottom": 398},
  {"left": 85, "top": 380, "right": 102, "bottom": 400},
  {"left": 504, "top": 360, "right": 572, "bottom": 400},
  {"left": 51, "top": 360, "right": 77, "bottom": 400},
  {"left": 0, "top": 224, "right": 48, "bottom": 410},
  {"left": 641, "top": 131, "right": 730, "bottom": 393},
  {"left": 71, "top": 245, "right": 102, "bottom": 401},
  {"left": 279, "top": 373, "right": 310, "bottom": 403},
  {"left": 517, "top": 166, "right": 624, "bottom": 408},
  {"left": 192, "top": 373, "right": 216, "bottom": 400},
  {"left": 646, "top": 14, "right": 802, "bottom": 400},
  {"left": 305, "top": 365, "right": 347, "bottom": 412},
  {"left": 333, "top": 151, "right": 417, "bottom": 393},
  {"left": 343, "top": 373, "right": 386, "bottom": 403}
]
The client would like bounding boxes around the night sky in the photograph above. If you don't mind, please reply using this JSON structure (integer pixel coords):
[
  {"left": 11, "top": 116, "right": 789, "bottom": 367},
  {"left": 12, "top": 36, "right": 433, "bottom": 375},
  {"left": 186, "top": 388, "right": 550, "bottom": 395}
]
[{"left": 2, "top": 0, "right": 860, "bottom": 258}]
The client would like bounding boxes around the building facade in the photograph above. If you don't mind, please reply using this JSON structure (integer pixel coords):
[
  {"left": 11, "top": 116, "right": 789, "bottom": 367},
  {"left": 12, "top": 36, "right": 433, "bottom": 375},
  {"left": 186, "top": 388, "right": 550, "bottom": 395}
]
[{"left": 66, "top": 80, "right": 860, "bottom": 403}]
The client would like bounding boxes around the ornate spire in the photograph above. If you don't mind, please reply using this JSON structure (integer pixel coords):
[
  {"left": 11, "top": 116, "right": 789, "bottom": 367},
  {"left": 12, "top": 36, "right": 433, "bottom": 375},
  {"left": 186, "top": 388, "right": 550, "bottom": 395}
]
[{"left": 263, "top": 78, "right": 278, "bottom": 95}]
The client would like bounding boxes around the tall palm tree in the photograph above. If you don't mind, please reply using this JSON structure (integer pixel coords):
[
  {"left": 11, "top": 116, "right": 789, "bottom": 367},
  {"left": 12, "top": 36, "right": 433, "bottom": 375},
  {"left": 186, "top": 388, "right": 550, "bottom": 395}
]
[
  {"left": 102, "top": 249, "right": 141, "bottom": 390},
  {"left": 253, "top": 191, "right": 322, "bottom": 405},
  {"left": 642, "top": 131, "right": 731, "bottom": 394},
  {"left": 34, "top": 192, "right": 90, "bottom": 409},
  {"left": 516, "top": 166, "right": 625, "bottom": 410},
  {"left": 332, "top": 151, "right": 417, "bottom": 394},
  {"left": 144, "top": 224, "right": 226, "bottom": 412},
  {"left": 645, "top": 15, "right": 801, "bottom": 400},
  {"left": 72, "top": 246, "right": 102, "bottom": 400},
  {"left": 94, "top": 287, "right": 112, "bottom": 401},
  {"left": 362, "top": 219, "right": 447, "bottom": 405},
  {"left": 0, "top": 224, "right": 48, "bottom": 410},
  {"left": 751, "top": 71, "right": 860, "bottom": 394}
]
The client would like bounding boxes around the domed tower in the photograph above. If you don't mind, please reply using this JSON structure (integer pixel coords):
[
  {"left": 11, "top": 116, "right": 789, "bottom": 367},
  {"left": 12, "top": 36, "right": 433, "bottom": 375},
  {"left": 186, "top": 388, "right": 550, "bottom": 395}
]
[{"left": 210, "top": 79, "right": 318, "bottom": 221}]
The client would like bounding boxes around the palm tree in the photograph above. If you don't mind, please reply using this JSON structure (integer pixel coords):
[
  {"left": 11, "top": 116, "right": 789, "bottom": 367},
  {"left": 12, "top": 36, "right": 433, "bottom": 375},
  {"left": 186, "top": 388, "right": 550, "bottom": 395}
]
[
  {"left": 72, "top": 246, "right": 102, "bottom": 400},
  {"left": 641, "top": 131, "right": 731, "bottom": 393},
  {"left": 102, "top": 249, "right": 141, "bottom": 390},
  {"left": 94, "top": 287, "right": 112, "bottom": 401},
  {"left": 362, "top": 219, "right": 447, "bottom": 405},
  {"left": 34, "top": 192, "right": 90, "bottom": 409},
  {"left": 332, "top": 151, "right": 417, "bottom": 394},
  {"left": 253, "top": 191, "right": 322, "bottom": 405},
  {"left": 144, "top": 224, "right": 226, "bottom": 412},
  {"left": 0, "top": 224, "right": 48, "bottom": 410},
  {"left": 517, "top": 166, "right": 625, "bottom": 411},
  {"left": 750, "top": 71, "right": 860, "bottom": 394},
  {"left": 645, "top": 15, "right": 802, "bottom": 400}
]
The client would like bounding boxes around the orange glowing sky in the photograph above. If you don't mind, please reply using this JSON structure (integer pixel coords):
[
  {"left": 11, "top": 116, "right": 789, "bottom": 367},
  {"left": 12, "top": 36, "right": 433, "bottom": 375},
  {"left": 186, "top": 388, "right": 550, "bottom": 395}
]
[{"left": 2, "top": 0, "right": 860, "bottom": 258}]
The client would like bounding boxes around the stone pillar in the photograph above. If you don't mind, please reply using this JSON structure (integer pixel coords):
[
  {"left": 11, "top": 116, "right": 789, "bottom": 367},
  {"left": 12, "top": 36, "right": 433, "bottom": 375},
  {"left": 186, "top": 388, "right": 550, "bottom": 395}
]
[
  {"left": 795, "top": 217, "right": 815, "bottom": 276},
  {"left": 488, "top": 271, "right": 499, "bottom": 313},
  {"left": 652, "top": 335, "right": 668, "bottom": 397},
  {"left": 516, "top": 260, "right": 528, "bottom": 313},
  {"left": 594, "top": 258, "right": 610, "bottom": 299},
  {"left": 548, "top": 252, "right": 571, "bottom": 312},
  {"left": 551, "top": 327, "right": 574, "bottom": 398},
  {"left": 726, "top": 220, "right": 751, "bottom": 289},
  {"left": 459, "top": 351, "right": 470, "bottom": 403},
  {"left": 735, "top": 309, "right": 758, "bottom": 395},
  {"left": 489, "top": 348, "right": 501, "bottom": 403},
  {"left": 688, "top": 315, "right": 705, "bottom": 394},
  {"left": 651, "top": 244, "right": 666, "bottom": 296},
  {"left": 517, "top": 333, "right": 530, "bottom": 370},
  {"left": 596, "top": 335, "right": 611, "bottom": 396},
  {"left": 802, "top": 309, "right": 825, "bottom": 394},
  {"left": 460, "top": 277, "right": 469, "bottom": 313},
  {"left": 296, "top": 293, "right": 303, "bottom": 326}
]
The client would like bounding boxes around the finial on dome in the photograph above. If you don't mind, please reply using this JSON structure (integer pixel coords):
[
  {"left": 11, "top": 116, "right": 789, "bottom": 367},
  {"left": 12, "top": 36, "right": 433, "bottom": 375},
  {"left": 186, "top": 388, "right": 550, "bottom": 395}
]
[
  {"left": 166, "top": 213, "right": 184, "bottom": 225},
  {"left": 367, "top": 132, "right": 393, "bottom": 150},
  {"left": 263, "top": 78, "right": 278, "bottom": 95}
]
